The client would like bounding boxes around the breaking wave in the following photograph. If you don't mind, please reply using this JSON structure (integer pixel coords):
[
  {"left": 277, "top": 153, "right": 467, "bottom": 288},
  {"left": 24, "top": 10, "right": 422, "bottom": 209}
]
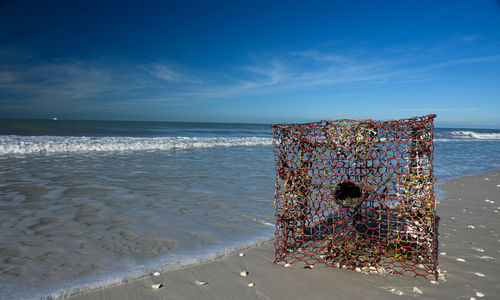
[
  {"left": 449, "top": 131, "right": 500, "bottom": 140},
  {"left": 0, "top": 136, "right": 273, "bottom": 155}
]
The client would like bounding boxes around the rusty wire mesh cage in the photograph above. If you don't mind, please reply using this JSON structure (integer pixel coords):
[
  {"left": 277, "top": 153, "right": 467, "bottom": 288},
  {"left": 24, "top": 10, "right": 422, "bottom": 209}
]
[{"left": 272, "top": 114, "right": 438, "bottom": 279}]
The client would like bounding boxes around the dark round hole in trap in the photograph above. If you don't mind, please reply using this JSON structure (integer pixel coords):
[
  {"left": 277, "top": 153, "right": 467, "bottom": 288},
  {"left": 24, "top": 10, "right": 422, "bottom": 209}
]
[{"left": 333, "top": 181, "right": 364, "bottom": 207}]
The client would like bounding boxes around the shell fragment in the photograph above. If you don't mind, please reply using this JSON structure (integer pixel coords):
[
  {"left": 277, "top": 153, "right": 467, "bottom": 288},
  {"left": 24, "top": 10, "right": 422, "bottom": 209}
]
[
  {"left": 151, "top": 284, "right": 162, "bottom": 289},
  {"left": 195, "top": 280, "right": 208, "bottom": 285},
  {"left": 389, "top": 288, "right": 404, "bottom": 295},
  {"left": 479, "top": 255, "right": 494, "bottom": 260}
]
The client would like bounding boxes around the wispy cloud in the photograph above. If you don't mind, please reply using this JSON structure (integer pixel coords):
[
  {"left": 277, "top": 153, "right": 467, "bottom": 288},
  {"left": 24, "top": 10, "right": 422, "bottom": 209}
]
[
  {"left": 211, "top": 52, "right": 408, "bottom": 96},
  {"left": 132, "top": 47, "right": 500, "bottom": 102},
  {"left": 1, "top": 37, "right": 499, "bottom": 112},
  {"left": 459, "top": 34, "right": 480, "bottom": 43},
  {"left": 240, "top": 60, "right": 291, "bottom": 87},
  {"left": 140, "top": 63, "right": 202, "bottom": 84},
  {"left": 0, "top": 57, "right": 203, "bottom": 105},
  {"left": 431, "top": 54, "right": 500, "bottom": 68},
  {"left": 214, "top": 43, "right": 500, "bottom": 97},
  {"left": 0, "top": 58, "right": 118, "bottom": 100},
  {"left": 290, "top": 50, "right": 352, "bottom": 64}
]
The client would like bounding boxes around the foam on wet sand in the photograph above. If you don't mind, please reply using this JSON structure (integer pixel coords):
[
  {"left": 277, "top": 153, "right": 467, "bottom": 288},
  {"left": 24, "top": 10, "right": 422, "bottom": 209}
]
[{"left": 66, "top": 170, "right": 500, "bottom": 300}]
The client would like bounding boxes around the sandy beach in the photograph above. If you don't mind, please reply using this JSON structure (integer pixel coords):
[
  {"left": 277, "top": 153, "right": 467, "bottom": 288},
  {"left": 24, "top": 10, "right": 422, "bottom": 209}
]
[{"left": 67, "top": 171, "right": 500, "bottom": 300}]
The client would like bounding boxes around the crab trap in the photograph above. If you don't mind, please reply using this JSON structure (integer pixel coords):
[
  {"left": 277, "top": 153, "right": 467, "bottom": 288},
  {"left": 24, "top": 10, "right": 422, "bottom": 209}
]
[{"left": 272, "top": 115, "right": 438, "bottom": 279}]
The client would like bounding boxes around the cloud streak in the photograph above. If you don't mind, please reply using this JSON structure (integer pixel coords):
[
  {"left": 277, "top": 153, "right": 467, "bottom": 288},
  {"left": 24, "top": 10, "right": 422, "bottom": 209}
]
[
  {"left": 214, "top": 46, "right": 500, "bottom": 97},
  {"left": 1, "top": 37, "right": 499, "bottom": 112},
  {"left": 140, "top": 63, "right": 202, "bottom": 84},
  {"left": 0, "top": 58, "right": 119, "bottom": 100}
]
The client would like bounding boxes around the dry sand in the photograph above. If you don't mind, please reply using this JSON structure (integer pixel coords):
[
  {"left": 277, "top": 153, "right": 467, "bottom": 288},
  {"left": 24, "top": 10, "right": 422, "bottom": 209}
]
[{"left": 67, "top": 171, "right": 500, "bottom": 299}]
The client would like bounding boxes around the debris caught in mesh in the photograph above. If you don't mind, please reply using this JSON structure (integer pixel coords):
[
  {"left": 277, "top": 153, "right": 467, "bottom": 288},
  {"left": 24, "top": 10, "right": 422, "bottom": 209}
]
[{"left": 272, "top": 115, "right": 438, "bottom": 280}]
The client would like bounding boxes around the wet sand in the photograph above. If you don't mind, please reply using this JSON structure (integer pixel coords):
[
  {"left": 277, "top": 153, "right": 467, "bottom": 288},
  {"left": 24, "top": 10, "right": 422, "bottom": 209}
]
[{"left": 67, "top": 171, "right": 500, "bottom": 299}]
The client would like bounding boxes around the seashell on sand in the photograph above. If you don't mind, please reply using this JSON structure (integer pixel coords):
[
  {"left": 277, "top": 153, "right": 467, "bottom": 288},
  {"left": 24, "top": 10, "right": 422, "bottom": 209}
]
[
  {"left": 413, "top": 287, "right": 423, "bottom": 294},
  {"left": 440, "top": 252, "right": 447, "bottom": 256},
  {"left": 238, "top": 253, "right": 245, "bottom": 257},
  {"left": 153, "top": 271, "right": 161, "bottom": 276},
  {"left": 468, "top": 225, "right": 475, "bottom": 229},
  {"left": 456, "top": 258, "right": 466, "bottom": 262},
  {"left": 473, "top": 272, "right": 485, "bottom": 277},
  {"left": 248, "top": 282, "right": 255, "bottom": 287},
  {"left": 151, "top": 284, "right": 162, "bottom": 289},
  {"left": 284, "top": 263, "right": 291, "bottom": 267},
  {"left": 240, "top": 271, "right": 249, "bottom": 277},
  {"left": 389, "top": 288, "right": 403, "bottom": 295},
  {"left": 430, "top": 280, "right": 438, "bottom": 285},
  {"left": 195, "top": 280, "right": 208, "bottom": 285},
  {"left": 479, "top": 255, "right": 494, "bottom": 260},
  {"left": 475, "top": 291, "right": 485, "bottom": 297}
]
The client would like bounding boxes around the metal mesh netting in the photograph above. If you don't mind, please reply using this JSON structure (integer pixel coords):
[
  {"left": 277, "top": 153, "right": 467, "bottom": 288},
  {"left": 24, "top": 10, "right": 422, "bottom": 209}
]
[{"left": 272, "top": 115, "right": 438, "bottom": 279}]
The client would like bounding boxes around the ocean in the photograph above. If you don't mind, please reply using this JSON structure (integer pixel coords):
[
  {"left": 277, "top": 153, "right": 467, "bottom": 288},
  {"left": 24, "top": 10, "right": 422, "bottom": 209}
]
[{"left": 1, "top": 118, "right": 500, "bottom": 299}]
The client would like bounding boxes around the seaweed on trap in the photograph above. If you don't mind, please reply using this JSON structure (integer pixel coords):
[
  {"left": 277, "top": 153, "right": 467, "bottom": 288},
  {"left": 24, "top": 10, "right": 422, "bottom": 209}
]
[{"left": 272, "top": 115, "right": 439, "bottom": 279}]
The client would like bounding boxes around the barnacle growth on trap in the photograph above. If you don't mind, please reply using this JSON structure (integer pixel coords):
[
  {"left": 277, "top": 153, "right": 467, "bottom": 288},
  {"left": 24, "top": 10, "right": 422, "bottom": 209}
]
[{"left": 272, "top": 115, "right": 438, "bottom": 280}]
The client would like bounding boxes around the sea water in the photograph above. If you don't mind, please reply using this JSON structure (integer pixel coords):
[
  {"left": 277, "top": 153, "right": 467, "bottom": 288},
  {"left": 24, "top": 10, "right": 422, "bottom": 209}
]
[{"left": 1, "top": 119, "right": 499, "bottom": 299}]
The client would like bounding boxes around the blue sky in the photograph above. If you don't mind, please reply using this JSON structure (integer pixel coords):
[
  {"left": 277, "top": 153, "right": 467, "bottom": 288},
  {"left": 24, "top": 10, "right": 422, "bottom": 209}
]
[{"left": 1, "top": 0, "right": 499, "bottom": 127}]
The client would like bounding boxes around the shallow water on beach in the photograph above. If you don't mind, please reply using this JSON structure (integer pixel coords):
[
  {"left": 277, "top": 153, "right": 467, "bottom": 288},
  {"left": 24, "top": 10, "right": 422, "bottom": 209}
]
[
  {"left": 0, "top": 146, "right": 275, "bottom": 299},
  {"left": 1, "top": 119, "right": 500, "bottom": 299}
]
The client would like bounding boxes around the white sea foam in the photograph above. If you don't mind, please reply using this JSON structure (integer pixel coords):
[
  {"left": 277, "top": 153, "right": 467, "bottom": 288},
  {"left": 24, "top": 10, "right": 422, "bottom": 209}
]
[
  {"left": 0, "top": 144, "right": 276, "bottom": 299},
  {"left": 0, "top": 136, "right": 273, "bottom": 155},
  {"left": 450, "top": 131, "right": 500, "bottom": 140}
]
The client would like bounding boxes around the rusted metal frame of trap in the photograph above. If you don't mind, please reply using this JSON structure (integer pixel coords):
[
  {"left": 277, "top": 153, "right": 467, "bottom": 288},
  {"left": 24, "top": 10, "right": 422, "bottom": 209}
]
[{"left": 271, "top": 115, "right": 438, "bottom": 280}]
